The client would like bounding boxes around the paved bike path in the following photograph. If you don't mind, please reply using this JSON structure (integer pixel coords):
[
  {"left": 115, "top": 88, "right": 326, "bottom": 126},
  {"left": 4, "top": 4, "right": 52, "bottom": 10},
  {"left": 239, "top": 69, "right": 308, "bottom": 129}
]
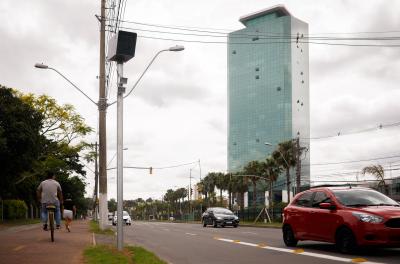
[{"left": 0, "top": 220, "right": 92, "bottom": 264}]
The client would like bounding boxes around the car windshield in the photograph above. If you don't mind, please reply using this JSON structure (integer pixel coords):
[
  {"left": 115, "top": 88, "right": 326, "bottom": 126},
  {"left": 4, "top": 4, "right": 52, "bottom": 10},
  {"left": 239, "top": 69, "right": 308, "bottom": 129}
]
[
  {"left": 333, "top": 189, "right": 399, "bottom": 207},
  {"left": 213, "top": 208, "right": 233, "bottom": 215},
  {"left": 123, "top": 211, "right": 129, "bottom": 216}
]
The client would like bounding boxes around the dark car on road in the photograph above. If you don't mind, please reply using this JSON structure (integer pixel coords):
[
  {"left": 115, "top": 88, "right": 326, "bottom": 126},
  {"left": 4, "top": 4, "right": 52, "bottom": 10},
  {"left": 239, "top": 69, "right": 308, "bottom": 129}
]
[
  {"left": 202, "top": 207, "right": 239, "bottom": 228},
  {"left": 282, "top": 186, "right": 400, "bottom": 253}
]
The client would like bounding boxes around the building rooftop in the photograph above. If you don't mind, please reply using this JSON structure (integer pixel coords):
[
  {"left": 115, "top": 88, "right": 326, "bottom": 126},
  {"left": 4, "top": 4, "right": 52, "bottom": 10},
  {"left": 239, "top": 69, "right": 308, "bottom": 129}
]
[{"left": 239, "top": 5, "right": 292, "bottom": 25}]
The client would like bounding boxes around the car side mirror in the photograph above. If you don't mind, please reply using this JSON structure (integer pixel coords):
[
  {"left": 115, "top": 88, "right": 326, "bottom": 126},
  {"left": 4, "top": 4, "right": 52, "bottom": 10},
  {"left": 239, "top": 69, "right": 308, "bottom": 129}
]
[{"left": 319, "top": 202, "right": 336, "bottom": 210}]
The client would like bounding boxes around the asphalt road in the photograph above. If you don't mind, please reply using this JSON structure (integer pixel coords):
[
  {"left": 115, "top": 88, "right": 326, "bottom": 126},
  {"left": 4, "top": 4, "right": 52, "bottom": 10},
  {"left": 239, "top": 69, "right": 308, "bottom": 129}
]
[{"left": 123, "top": 221, "right": 400, "bottom": 264}]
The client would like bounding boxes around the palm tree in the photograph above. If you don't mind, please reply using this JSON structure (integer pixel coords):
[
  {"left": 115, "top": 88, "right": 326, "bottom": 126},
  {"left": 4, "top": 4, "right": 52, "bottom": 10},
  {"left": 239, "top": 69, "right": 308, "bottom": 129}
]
[
  {"left": 231, "top": 173, "right": 248, "bottom": 212},
  {"left": 213, "top": 172, "right": 226, "bottom": 206},
  {"left": 263, "top": 157, "right": 282, "bottom": 210},
  {"left": 202, "top": 173, "right": 216, "bottom": 206},
  {"left": 362, "top": 164, "right": 387, "bottom": 194},
  {"left": 243, "top": 160, "right": 264, "bottom": 212},
  {"left": 272, "top": 140, "right": 297, "bottom": 203}
]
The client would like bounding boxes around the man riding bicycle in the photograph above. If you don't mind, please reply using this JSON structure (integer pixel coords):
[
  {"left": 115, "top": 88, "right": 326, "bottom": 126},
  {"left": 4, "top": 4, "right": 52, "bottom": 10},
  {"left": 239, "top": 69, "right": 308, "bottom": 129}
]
[{"left": 37, "top": 171, "right": 63, "bottom": 230}]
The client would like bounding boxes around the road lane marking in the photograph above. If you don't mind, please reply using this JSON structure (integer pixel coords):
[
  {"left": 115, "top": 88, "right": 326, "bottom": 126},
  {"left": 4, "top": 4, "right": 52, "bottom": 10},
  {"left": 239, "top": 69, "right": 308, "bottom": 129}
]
[
  {"left": 185, "top": 233, "right": 197, "bottom": 236},
  {"left": 293, "top": 248, "right": 304, "bottom": 254},
  {"left": 257, "top": 243, "right": 268, "bottom": 248},
  {"left": 214, "top": 238, "right": 384, "bottom": 264},
  {"left": 13, "top": 245, "right": 25, "bottom": 251},
  {"left": 241, "top": 231, "right": 257, "bottom": 235},
  {"left": 351, "top": 258, "right": 368, "bottom": 263}
]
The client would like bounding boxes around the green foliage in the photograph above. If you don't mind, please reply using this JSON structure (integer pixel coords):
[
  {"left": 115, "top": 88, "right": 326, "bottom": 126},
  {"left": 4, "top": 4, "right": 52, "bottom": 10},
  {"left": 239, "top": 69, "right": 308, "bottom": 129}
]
[
  {"left": 130, "top": 246, "right": 167, "bottom": 264},
  {"left": 108, "top": 198, "right": 117, "bottom": 212},
  {"left": 84, "top": 245, "right": 130, "bottom": 264},
  {"left": 83, "top": 245, "right": 167, "bottom": 264},
  {"left": 19, "top": 93, "right": 93, "bottom": 144},
  {"left": 89, "top": 220, "right": 114, "bottom": 236},
  {"left": 3, "top": 200, "right": 27, "bottom": 219},
  {"left": 0, "top": 86, "right": 44, "bottom": 199}
]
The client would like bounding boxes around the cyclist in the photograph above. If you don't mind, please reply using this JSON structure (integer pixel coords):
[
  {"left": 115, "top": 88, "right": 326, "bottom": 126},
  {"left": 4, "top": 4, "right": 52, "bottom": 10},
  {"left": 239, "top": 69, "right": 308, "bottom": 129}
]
[{"left": 37, "top": 171, "right": 63, "bottom": 230}]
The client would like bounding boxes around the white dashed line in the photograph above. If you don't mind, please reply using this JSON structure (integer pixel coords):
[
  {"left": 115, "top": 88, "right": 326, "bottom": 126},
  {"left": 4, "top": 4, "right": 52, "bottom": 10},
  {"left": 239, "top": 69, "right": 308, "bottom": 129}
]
[
  {"left": 214, "top": 238, "right": 385, "bottom": 264},
  {"left": 185, "top": 233, "right": 197, "bottom": 236}
]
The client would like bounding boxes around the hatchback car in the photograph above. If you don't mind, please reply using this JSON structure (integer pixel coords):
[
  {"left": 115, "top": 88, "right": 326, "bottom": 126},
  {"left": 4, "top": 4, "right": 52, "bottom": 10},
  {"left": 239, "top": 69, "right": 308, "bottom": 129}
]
[
  {"left": 282, "top": 186, "right": 400, "bottom": 253},
  {"left": 202, "top": 207, "right": 239, "bottom": 228},
  {"left": 112, "top": 211, "right": 132, "bottom": 226}
]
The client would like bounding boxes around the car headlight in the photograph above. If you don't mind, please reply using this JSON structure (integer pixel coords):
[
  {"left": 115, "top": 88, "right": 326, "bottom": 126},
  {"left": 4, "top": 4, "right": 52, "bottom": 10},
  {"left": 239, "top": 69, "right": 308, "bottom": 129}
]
[
  {"left": 352, "top": 212, "right": 383, "bottom": 223},
  {"left": 234, "top": 216, "right": 238, "bottom": 220},
  {"left": 216, "top": 216, "right": 222, "bottom": 220}
]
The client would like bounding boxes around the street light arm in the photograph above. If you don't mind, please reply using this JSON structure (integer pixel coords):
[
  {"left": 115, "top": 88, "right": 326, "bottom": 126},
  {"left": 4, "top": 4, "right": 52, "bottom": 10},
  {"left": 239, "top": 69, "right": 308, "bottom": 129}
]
[
  {"left": 107, "top": 49, "right": 169, "bottom": 106},
  {"left": 265, "top": 142, "right": 290, "bottom": 168},
  {"left": 47, "top": 67, "right": 98, "bottom": 106}
]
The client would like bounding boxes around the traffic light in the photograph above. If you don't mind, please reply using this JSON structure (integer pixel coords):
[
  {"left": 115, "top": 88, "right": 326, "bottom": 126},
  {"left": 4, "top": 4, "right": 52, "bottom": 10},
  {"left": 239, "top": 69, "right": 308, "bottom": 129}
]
[{"left": 149, "top": 167, "right": 153, "bottom": 174}]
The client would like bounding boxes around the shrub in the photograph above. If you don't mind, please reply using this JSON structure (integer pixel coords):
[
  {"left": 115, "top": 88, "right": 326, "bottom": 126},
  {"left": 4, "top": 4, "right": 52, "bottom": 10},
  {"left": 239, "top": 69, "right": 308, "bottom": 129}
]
[{"left": 3, "top": 200, "right": 27, "bottom": 219}]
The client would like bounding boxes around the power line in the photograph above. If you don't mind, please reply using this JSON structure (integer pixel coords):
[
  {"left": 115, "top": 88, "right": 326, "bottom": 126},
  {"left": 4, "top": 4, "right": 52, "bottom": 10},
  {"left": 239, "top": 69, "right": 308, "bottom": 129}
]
[
  {"left": 307, "top": 154, "right": 400, "bottom": 166},
  {"left": 105, "top": 17, "right": 400, "bottom": 37},
  {"left": 107, "top": 160, "right": 198, "bottom": 171},
  {"left": 303, "top": 121, "right": 400, "bottom": 141}
]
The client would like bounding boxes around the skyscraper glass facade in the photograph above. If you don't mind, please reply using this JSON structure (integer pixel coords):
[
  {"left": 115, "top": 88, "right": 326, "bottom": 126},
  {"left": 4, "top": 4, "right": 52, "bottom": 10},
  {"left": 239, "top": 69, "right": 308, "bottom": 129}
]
[{"left": 228, "top": 6, "right": 310, "bottom": 199}]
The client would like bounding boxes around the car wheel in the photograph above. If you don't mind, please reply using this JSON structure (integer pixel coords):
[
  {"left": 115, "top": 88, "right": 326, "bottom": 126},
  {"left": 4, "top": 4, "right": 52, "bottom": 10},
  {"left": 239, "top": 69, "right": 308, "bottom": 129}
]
[
  {"left": 202, "top": 220, "right": 207, "bottom": 227},
  {"left": 233, "top": 224, "right": 238, "bottom": 228},
  {"left": 221, "top": 223, "right": 226, "bottom": 228},
  {"left": 336, "top": 227, "right": 357, "bottom": 254},
  {"left": 213, "top": 220, "right": 218, "bottom": 228},
  {"left": 283, "top": 225, "right": 298, "bottom": 247}
]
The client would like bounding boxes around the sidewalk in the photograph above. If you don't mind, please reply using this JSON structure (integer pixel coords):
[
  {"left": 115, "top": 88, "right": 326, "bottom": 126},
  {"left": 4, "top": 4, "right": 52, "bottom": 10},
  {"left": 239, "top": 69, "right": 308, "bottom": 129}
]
[{"left": 0, "top": 220, "right": 92, "bottom": 264}]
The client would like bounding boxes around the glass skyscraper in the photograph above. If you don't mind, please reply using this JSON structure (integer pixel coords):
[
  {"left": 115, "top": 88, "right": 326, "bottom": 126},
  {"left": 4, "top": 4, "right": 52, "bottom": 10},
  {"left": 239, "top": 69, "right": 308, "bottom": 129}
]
[{"left": 228, "top": 5, "right": 310, "bottom": 201}]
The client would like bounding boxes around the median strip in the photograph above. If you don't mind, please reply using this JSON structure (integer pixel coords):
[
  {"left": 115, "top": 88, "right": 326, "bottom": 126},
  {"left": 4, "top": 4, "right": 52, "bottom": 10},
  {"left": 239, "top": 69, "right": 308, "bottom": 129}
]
[{"left": 214, "top": 238, "right": 383, "bottom": 264}]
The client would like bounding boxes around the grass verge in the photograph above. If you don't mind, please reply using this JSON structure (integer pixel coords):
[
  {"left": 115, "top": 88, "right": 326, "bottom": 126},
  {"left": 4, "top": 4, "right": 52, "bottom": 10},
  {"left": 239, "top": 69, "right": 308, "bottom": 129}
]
[
  {"left": 240, "top": 221, "right": 282, "bottom": 228},
  {"left": 0, "top": 218, "right": 41, "bottom": 228},
  {"left": 89, "top": 220, "right": 115, "bottom": 236},
  {"left": 83, "top": 245, "right": 167, "bottom": 264}
]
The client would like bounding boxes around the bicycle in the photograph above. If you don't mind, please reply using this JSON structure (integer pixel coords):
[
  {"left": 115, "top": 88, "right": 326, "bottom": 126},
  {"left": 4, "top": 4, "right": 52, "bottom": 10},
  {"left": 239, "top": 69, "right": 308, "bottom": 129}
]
[{"left": 46, "top": 204, "right": 56, "bottom": 242}]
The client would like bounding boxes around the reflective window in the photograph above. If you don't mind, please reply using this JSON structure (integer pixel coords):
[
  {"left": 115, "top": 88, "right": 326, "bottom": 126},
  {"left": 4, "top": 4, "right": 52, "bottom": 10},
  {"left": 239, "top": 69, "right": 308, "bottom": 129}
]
[
  {"left": 295, "top": 192, "right": 312, "bottom": 207},
  {"left": 312, "top": 192, "right": 331, "bottom": 207}
]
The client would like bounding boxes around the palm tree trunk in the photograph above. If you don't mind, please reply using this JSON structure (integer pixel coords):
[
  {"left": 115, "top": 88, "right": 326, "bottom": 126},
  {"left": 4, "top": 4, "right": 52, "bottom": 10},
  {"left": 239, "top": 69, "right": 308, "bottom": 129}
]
[
  {"left": 228, "top": 189, "right": 232, "bottom": 210},
  {"left": 253, "top": 181, "right": 257, "bottom": 213},
  {"left": 269, "top": 181, "right": 274, "bottom": 221},
  {"left": 286, "top": 167, "right": 290, "bottom": 203}
]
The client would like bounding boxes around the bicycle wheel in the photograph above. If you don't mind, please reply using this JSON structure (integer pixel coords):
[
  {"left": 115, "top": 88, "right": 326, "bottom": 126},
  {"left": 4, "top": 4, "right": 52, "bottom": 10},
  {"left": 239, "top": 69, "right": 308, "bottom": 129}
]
[{"left": 49, "top": 211, "right": 55, "bottom": 242}]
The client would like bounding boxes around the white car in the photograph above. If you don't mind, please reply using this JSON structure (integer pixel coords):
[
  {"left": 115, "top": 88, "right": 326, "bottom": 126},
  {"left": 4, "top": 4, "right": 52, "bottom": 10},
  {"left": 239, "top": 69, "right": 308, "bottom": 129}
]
[{"left": 112, "top": 211, "right": 132, "bottom": 226}]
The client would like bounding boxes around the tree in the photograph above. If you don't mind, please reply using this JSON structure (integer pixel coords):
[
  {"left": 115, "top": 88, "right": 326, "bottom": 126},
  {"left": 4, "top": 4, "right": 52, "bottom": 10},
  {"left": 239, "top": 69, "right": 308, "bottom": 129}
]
[
  {"left": 212, "top": 172, "right": 226, "bottom": 206},
  {"left": 108, "top": 198, "right": 117, "bottom": 212},
  {"left": 272, "top": 140, "right": 297, "bottom": 203},
  {"left": 263, "top": 157, "right": 282, "bottom": 217},
  {"left": 0, "top": 86, "right": 44, "bottom": 199},
  {"left": 231, "top": 173, "right": 248, "bottom": 211},
  {"left": 19, "top": 93, "right": 92, "bottom": 144},
  {"left": 362, "top": 164, "right": 387, "bottom": 194},
  {"left": 243, "top": 160, "right": 264, "bottom": 212}
]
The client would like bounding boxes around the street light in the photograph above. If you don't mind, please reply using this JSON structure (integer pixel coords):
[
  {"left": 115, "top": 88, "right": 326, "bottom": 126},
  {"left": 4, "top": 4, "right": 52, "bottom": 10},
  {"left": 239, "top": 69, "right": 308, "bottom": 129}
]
[
  {"left": 34, "top": 63, "right": 98, "bottom": 106},
  {"left": 34, "top": 62, "right": 106, "bottom": 227},
  {"left": 264, "top": 142, "right": 290, "bottom": 168},
  {"left": 107, "top": 148, "right": 128, "bottom": 168},
  {"left": 113, "top": 45, "right": 184, "bottom": 251}
]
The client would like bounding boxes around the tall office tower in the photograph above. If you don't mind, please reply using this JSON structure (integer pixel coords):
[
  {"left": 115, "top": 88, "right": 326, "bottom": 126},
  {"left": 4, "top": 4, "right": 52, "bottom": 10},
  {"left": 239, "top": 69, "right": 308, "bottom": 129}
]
[{"left": 228, "top": 5, "right": 310, "bottom": 202}]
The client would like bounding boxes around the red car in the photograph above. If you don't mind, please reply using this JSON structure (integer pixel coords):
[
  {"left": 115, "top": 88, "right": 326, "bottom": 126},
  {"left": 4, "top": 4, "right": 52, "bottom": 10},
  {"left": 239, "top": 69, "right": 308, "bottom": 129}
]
[{"left": 282, "top": 186, "right": 400, "bottom": 253}]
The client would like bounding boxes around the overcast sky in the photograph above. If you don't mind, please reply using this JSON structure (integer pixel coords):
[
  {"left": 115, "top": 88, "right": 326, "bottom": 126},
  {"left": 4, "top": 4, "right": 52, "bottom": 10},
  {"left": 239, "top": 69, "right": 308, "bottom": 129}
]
[{"left": 1, "top": 0, "right": 400, "bottom": 200}]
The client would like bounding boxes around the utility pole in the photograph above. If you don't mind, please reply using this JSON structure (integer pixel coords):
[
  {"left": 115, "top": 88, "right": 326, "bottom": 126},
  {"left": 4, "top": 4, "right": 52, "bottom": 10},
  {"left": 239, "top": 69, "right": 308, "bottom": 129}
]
[
  {"left": 98, "top": 0, "right": 108, "bottom": 230},
  {"left": 295, "top": 137, "right": 301, "bottom": 194},
  {"left": 94, "top": 142, "right": 99, "bottom": 220}
]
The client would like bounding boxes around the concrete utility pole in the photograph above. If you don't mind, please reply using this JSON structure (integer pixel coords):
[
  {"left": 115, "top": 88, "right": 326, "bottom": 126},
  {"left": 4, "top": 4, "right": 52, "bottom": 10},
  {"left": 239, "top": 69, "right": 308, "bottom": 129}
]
[
  {"left": 98, "top": 0, "right": 108, "bottom": 230},
  {"left": 94, "top": 142, "right": 99, "bottom": 220},
  {"left": 295, "top": 137, "right": 301, "bottom": 194}
]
